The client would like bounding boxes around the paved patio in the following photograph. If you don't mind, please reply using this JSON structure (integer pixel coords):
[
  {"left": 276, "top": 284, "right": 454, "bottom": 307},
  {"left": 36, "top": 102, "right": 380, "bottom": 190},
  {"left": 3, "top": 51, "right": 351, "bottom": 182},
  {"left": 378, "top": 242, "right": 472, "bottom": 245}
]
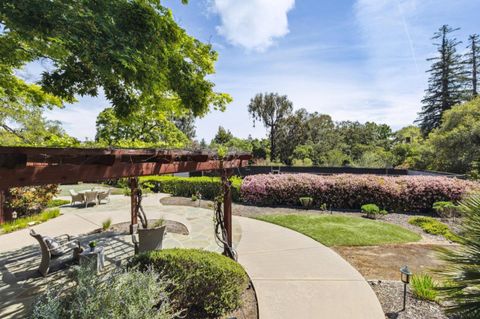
[{"left": 0, "top": 193, "right": 384, "bottom": 318}]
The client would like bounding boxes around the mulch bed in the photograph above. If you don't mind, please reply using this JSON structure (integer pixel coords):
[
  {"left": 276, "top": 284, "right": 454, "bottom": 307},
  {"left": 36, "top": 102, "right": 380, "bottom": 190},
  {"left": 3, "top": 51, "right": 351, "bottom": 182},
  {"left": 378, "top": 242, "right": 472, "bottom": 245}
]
[
  {"left": 224, "top": 281, "right": 258, "bottom": 319},
  {"left": 369, "top": 280, "right": 451, "bottom": 319}
]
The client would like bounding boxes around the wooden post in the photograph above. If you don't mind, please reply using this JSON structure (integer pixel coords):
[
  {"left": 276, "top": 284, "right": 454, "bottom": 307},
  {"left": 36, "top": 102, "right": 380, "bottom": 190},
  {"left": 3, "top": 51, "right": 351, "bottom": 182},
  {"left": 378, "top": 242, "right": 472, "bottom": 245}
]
[
  {"left": 129, "top": 177, "right": 139, "bottom": 234},
  {"left": 222, "top": 170, "right": 233, "bottom": 256},
  {"left": 0, "top": 190, "right": 12, "bottom": 224}
]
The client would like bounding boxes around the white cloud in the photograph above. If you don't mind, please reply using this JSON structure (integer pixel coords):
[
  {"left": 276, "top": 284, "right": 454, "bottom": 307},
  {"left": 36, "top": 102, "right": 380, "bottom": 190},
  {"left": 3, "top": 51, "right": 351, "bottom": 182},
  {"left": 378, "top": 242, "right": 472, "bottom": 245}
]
[{"left": 210, "top": 0, "right": 295, "bottom": 51}]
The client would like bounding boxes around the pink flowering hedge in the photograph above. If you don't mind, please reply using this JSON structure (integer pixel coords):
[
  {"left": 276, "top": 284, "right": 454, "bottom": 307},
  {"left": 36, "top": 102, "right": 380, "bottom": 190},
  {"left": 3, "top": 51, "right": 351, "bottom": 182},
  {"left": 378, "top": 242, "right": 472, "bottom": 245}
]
[{"left": 240, "top": 174, "right": 480, "bottom": 213}]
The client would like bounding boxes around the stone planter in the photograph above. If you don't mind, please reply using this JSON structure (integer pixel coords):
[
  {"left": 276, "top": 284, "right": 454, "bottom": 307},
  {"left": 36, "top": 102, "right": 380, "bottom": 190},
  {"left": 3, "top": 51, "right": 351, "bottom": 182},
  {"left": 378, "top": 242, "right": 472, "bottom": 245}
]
[{"left": 137, "top": 225, "right": 166, "bottom": 253}]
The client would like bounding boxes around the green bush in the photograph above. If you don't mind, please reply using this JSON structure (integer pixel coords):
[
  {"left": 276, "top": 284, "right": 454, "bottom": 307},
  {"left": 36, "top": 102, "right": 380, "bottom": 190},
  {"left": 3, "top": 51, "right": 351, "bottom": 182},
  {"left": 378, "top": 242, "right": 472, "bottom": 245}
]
[
  {"left": 102, "top": 218, "right": 112, "bottom": 231},
  {"left": 139, "top": 176, "right": 242, "bottom": 202},
  {"left": 299, "top": 197, "right": 313, "bottom": 208},
  {"left": 433, "top": 201, "right": 462, "bottom": 218},
  {"left": 1, "top": 209, "right": 60, "bottom": 233},
  {"left": 408, "top": 216, "right": 460, "bottom": 242},
  {"left": 131, "top": 248, "right": 249, "bottom": 318},
  {"left": 47, "top": 199, "right": 70, "bottom": 208},
  {"left": 411, "top": 274, "right": 438, "bottom": 302},
  {"left": 361, "top": 204, "right": 387, "bottom": 219},
  {"left": 7, "top": 184, "right": 59, "bottom": 218},
  {"left": 31, "top": 265, "right": 175, "bottom": 319}
]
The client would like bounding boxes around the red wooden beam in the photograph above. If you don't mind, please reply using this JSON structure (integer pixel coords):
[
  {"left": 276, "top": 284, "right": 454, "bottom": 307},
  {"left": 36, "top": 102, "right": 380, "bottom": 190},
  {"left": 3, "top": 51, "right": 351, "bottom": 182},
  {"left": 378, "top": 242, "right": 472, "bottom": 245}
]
[{"left": 0, "top": 159, "right": 249, "bottom": 189}]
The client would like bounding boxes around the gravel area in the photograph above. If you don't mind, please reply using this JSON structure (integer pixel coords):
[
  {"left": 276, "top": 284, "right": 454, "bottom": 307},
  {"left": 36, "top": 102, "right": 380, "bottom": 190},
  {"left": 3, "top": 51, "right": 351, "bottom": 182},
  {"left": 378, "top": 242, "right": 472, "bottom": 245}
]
[{"left": 369, "top": 280, "right": 451, "bottom": 319}]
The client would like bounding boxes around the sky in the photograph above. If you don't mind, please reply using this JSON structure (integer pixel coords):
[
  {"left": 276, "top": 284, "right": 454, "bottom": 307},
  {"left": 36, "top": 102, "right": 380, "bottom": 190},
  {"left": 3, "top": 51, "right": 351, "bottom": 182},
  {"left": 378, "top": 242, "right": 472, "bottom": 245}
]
[{"left": 43, "top": 0, "right": 480, "bottom": 142}]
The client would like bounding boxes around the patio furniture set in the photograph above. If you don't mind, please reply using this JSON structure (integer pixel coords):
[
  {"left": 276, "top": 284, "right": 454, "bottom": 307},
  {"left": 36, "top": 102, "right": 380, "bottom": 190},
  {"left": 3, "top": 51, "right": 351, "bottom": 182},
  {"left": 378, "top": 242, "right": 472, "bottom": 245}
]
[{"left": 69, "top": 188, "right": 111, "bottom": 207}]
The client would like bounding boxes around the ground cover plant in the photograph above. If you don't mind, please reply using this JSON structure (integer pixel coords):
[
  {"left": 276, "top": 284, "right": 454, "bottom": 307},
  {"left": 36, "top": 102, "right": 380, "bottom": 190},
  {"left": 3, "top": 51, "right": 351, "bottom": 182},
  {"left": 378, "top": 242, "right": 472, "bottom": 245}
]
[
  {"left": 255, "top": 214, "right": 421, "bottom": 246},
  {"left": 1, "top": 209, "right": 60, "bottom": 234},
  {"left": 408, "top": 216, "right": 460, "bottom": 242},
  {"left": 31, "top": 265, "right": 176, "bottom": 319},
  {"left": 241, "top": 173, "right": 478, "bottom": 212},
  {"left": 131, "top": 248, "right": 248, "bottom": 319}
]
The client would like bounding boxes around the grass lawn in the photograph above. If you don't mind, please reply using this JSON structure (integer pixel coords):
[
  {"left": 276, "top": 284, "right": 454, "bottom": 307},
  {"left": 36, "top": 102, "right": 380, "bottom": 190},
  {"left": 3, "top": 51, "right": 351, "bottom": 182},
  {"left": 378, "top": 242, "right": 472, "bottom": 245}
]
[{"left": 256, "top": 214, "right": 421, "bottom": 246}]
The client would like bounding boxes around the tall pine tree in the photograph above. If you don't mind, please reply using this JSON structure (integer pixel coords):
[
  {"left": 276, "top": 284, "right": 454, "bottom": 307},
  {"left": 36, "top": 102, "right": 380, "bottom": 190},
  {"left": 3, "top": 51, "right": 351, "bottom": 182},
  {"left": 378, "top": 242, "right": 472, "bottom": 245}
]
[
  {"left": 417, "top": 25, "right": 466, "bottom": 135},
  {"left": 465, "top": 34, "right": 480, "bottom": 99}
]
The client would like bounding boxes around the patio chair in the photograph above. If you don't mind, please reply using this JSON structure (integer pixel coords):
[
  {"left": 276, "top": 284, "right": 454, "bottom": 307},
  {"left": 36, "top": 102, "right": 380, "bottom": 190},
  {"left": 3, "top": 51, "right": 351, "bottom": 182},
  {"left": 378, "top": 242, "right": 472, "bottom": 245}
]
[
  {"left": 29, "top": 229, "right": 82, "bottom": 277},
  {"left": 84, "top": 191, "right": 98, "bottom": 208},
  {"left": 97, "top": 189, "right": 111, "bottom": 204},
  {"left": 69, "top": 189, "right": 84, "bottom": 206}
]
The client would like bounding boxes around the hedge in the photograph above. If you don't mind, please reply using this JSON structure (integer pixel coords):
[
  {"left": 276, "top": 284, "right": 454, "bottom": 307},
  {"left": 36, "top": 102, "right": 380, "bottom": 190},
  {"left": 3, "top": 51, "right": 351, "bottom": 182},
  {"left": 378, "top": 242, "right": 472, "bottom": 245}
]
[
  {"left": 139, "top": 176, "right": 242, "bottom": 202},
  {"left": 241, "top": 174, "right": 480, "bottom": 213},
  {"left": 130, "top": 249, "right": 249, "bottom": 318}
]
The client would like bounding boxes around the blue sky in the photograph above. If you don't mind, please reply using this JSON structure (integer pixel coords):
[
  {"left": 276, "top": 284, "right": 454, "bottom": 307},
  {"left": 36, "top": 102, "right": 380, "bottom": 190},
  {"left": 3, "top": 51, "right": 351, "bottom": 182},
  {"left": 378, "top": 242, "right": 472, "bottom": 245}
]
[{"left": 44, "top": 0, "right": 480, "bottom": 142}]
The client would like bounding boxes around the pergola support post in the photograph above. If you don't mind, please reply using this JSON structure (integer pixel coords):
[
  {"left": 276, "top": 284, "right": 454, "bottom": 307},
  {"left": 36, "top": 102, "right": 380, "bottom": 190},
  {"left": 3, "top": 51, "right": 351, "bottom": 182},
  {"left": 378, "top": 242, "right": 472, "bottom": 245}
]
[
  {"left": 129, "top": 177, "right": 139, "bottom": 234},
  {"left": 222, "top": 170, "right": 233, "bottom": 257},
  {"left": 0, "top": 190, "right": 12, "bottom": 224}
]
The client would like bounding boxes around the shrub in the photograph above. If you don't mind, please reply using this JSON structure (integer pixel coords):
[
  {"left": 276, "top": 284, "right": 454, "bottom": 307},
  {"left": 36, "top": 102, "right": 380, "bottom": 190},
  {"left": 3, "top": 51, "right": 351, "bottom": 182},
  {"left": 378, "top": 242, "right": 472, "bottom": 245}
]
[
  {"left": 1, "top": 209, "right": 60, "bottom": 233},
  {"left": 102, "top": 218, "right": 112, "bottom": 231},
  {"left": 241, "top": 174, "right": 478, "bottom": 213},
  {"left": 361, "top": 204, "right": 387, "bottom": 219},
  {"left": 299, "top": 197, "right": 313, "bottom": 208},
  {"left": 7, "top": 184, "right": 59, "bottom": 218},
  {"left": 47, "top": 199, "right": 70, "bottom": 208},
  {"left": 411, "top": 274, "right": 437, "bottom": 302},
  {"left": 408, "top": 217, "right": 460, "bottom": 242},
  {"left": 31, "top": 265, "right": 175, "bottom": 319},
  {"left": 140, "top": 176, "right": 242, "bottom": 202},
  {"left": 131, "top": 248, "right": 249, "bottom": 318},
  {"left": 433, "top": 201, "right": 462, "bottom": 218}
]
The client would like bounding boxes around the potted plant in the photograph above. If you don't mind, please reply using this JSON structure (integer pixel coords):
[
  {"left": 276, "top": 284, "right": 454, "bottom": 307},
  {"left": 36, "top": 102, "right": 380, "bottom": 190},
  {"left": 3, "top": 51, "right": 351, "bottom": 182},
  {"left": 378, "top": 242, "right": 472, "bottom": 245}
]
[
  {"left": 136, "top": 219, "right": 166, "bottom": 253},
  {"left": 88, "top": 241, "right": 96, "bottom": 252},
  {"left": 299, "top": 197, "right": 313, "bottom": 209}
]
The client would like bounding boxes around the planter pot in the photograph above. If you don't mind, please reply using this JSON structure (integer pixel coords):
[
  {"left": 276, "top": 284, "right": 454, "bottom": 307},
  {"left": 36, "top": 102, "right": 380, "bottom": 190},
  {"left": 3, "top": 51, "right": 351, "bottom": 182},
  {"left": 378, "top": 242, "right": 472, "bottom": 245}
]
[
  {"left": 366, "top": 212, "right": 377, "bottom": 219},
  {"left": 137, "top": 225, "right": 166, "bottom": 253}
]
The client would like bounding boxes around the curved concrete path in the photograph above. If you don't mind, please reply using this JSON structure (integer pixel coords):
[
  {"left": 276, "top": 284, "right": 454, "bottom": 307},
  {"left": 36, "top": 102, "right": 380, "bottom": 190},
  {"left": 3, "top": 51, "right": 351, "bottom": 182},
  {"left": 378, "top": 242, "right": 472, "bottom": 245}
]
[{"left": 235, "top": 216, "right": 384, "bottom": 319}]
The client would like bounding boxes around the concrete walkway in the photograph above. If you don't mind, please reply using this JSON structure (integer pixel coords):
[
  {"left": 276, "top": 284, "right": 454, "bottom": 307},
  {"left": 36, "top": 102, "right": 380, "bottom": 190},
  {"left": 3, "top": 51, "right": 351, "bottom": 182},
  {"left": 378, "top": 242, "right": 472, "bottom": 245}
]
[{"left": 236, "top": 216, "right": 384, "bottom": 319}]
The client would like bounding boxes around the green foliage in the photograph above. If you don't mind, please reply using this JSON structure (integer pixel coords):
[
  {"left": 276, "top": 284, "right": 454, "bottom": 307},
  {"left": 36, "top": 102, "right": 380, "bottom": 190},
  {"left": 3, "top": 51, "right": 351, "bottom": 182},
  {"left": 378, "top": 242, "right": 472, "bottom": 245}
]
[
  {"left": 31, "top": 265, "right": 176, "bottom": 319},
  {"left": 256, "top": 215, "right": 421, "bottom": 246},
  {"left": 102, "top": 218, "right": 112, "bottom": 231},
  {"left": 95, "top": 106, "right": 189, "bottom": 148},
  {"left": 212, "top": 126, "right": 233, "bottom": 144},
  {"left": 46, "top": 199, "right": 70, "bottom": 208},
  {"left": 1, "top": 0, "right": 230, "bottom": 118},
  {"left": 433, "top": 201, "right": 462, "bottom": 218},
  {"left": 361, "top": 204, "right": 387, "bottom": 219},
  {"left": 299, "top": 197, "right": 313, "bottom": 208},
  {"left": 131, "top": 249, "right": 249, "bottom": 318},
  {"left": 408, "top": 217, "right": 460, "bottom": 242},
  {"left": 427, "top": 97, "right": 480, "bottom": 173},
  {"left": 411, "top": 274, "right": 438, "bottom": 302},
  {"left": 248, "top": 92, "right": 293, "bottom": 160},
  {"left": 1, "top": 209, "right": 60, "bottom": 233},
  {"left": 437, "top": 194, "right": 480, "bottom": 317},
  {"left": 139, "top": 176, "right": 242, "bottom": 202},
  {"left": 418, "top": 25, "right": 466, "bottom": 135},
  {"left": 7, "top": 185, "right": 59, "bottom": 217}
]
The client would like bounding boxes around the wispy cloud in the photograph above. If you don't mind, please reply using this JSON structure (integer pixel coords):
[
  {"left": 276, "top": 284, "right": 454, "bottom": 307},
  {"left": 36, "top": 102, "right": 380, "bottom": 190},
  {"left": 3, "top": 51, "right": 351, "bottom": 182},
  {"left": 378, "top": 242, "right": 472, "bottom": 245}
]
[{"left": 209, "top": 0, "right": 295, "bottom": 51}]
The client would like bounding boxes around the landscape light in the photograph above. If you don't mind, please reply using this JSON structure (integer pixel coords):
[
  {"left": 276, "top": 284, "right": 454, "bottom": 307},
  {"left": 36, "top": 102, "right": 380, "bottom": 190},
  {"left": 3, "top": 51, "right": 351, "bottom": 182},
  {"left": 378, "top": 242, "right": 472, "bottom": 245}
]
[{"left": 400, "top": 265, "right": 412, "bottom": 311}]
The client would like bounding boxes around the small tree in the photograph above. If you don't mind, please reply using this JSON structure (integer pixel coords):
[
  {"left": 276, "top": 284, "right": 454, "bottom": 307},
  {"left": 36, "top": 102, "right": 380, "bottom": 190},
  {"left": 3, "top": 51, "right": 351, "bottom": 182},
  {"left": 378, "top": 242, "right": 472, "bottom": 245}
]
[
  {"left": 212, "top": 126, "right": 233, "bottom": 145},
  {"left": 248, "top": 93, "right": 293, "bottom": 161}
]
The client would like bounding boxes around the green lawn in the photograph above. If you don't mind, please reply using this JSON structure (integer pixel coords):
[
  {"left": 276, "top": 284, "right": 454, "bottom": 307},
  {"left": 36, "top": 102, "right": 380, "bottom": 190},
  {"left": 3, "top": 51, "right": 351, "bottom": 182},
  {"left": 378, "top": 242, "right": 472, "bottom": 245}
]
[{"left": 256, "top": 214, "right": 421, "bottom": 246}]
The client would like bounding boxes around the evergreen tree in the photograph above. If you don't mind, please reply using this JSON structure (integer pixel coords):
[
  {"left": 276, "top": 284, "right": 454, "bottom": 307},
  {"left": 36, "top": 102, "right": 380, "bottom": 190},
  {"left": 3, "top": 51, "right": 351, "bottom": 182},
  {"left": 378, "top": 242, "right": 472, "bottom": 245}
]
[
  {"left": 465, "top": 34, "right": 480, "bottom": 99},
  {"left": 417, "top": 25, "right": 466, "bottom": 135}
]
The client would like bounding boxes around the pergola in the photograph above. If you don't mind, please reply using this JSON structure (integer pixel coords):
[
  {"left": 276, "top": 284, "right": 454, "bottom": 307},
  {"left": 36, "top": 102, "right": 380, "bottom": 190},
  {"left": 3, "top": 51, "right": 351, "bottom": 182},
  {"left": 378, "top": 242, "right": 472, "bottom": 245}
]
[{"left": 0, "top": 146, "right": 251, "bottom": 254}]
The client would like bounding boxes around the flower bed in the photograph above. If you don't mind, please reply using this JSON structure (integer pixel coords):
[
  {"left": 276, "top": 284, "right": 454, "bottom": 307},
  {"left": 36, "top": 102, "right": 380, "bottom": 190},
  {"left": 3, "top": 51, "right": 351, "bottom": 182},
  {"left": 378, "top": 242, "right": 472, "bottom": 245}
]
[{"left": 241, "top": 174, "right": 479, "bottom": 213}]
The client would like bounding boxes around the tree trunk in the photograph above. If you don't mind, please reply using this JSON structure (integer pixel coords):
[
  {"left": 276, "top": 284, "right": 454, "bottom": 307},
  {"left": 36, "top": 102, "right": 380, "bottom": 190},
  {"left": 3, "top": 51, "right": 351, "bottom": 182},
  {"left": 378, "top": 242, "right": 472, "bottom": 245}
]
[{"left": 270, "top": 126, "right": 276, "bottom": 161}]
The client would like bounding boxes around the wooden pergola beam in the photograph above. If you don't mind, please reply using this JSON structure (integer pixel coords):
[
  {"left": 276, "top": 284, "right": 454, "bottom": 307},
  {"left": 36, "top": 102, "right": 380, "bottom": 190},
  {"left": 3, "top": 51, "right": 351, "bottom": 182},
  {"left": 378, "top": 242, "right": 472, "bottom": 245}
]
[{"left": 0, "top": 159, "right": 247, "bottom": 189}]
